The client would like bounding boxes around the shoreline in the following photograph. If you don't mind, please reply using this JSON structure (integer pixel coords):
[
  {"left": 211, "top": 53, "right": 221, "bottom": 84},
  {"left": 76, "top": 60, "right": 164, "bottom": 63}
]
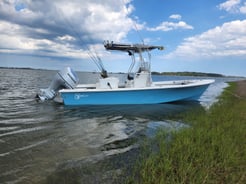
[{"left": 1, "top": 67, "right": 245, "bottom": 78}]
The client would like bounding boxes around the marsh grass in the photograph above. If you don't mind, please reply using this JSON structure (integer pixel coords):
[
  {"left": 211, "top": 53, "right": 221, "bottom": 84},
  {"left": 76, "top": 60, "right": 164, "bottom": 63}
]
[{"left": 129, "top": 82, "right": 246, "bottom": 184}]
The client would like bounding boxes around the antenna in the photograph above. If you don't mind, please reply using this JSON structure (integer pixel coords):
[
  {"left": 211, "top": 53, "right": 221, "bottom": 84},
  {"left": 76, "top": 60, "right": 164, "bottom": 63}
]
[{"left": 123, "top": 0, "right": 145, "bottom": 45}]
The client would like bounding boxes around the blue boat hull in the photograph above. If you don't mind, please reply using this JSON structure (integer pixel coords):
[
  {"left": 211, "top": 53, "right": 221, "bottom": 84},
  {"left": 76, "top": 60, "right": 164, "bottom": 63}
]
[{"left": 60, "top": 82, "right": 211, "bottom": 105}]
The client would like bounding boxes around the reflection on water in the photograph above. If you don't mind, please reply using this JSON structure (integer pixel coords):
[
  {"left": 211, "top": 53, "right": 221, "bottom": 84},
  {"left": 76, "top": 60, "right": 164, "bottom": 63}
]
[
  {"left": 0, "top": 68, "right": 238, "bottom": 183},
  {"left": 146, "top": 120, "right": 190, "bottom": 138},
  {"left": 199, "top": 81, "right": 228, "bottom": 109}
]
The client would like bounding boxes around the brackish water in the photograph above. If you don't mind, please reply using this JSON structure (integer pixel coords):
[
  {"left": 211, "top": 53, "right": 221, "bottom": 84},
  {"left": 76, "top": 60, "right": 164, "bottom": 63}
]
[{"left": 0, "top": 68, "right": 235, "bottom": 183}]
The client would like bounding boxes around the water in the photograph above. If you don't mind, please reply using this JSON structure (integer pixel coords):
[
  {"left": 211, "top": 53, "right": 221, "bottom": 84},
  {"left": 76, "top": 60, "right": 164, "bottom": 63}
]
[{"left": 0, "top": 68, "right": 238, "bottom": 183}]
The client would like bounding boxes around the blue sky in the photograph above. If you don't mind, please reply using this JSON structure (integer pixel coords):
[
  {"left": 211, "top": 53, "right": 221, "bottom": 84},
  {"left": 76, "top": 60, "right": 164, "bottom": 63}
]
[{"left": 0, "top": 0, "right": 245, "bottom": 76}]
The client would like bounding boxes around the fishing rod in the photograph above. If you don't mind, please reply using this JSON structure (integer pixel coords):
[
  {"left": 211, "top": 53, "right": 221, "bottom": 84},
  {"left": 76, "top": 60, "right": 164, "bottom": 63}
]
[{"left": 59, "top": 10, "right": 108, "bottom": 78}]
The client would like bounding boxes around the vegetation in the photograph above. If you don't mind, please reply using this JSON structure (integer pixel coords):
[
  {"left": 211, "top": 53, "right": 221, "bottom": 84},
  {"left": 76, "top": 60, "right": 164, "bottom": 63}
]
[{"left": 128, "top": 82, "right": 246, "bottom": 184}]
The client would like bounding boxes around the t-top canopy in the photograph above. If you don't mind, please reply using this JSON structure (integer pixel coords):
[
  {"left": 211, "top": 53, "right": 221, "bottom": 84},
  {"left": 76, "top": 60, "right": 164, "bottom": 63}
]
[{"left": 104, "top": 41, "right": 164, "bottom": 53}]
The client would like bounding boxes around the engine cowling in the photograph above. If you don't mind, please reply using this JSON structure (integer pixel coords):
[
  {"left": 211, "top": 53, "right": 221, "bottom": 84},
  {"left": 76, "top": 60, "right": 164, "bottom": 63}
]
[{"left": 37, "top": 67, "right": 79, "bottom": 101}]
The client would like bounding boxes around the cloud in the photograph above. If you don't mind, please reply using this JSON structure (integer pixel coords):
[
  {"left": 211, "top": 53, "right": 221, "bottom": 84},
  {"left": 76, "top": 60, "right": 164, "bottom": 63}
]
[
  {"left": 148, "top": 21, "right": 193, "bottom": 32},
  {"left": 147, "top": 14, "right": 193, "bottom": 32},
  {"left": 165, "top": 19, "right": 246, "bottom": 60},
  {"left": 240, "top": 2, "right": 246, "bottom": 14},
  {"left": 218, "top": 0, "right": 246, "bottom": 14},
  {"left": 0, "top": 0, "right": 137, "bottom": 59},
  {"left": 169, "top": 14, "right": 182, "bottom": 20}
]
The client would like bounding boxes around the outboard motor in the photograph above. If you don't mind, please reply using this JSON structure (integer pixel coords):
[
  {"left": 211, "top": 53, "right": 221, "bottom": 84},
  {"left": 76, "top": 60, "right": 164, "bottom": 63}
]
[{"left": 36, "top": 67, "right": 79, "bottom": 101}]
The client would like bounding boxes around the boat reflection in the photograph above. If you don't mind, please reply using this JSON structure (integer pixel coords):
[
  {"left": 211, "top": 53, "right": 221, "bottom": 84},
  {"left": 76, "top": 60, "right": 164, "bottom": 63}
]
[{"left": 61, "top": 102, "right": 203, "bottom": 119}]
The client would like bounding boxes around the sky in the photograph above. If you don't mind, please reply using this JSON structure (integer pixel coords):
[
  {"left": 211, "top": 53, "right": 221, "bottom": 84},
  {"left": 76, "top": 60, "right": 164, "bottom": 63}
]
[{"left": 0, "top": 0, "right": 246, "bottom": 76}]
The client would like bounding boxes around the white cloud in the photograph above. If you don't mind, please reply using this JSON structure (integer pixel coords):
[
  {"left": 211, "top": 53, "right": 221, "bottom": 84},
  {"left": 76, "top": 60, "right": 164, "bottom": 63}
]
[
  {"left": 148, "top": 21, "right": 193, "bottom": 32},
  {"left": 0, "top": 20, "right": 88, "bottom": 59},
  {"left": 240, "top": 2, "right": 246, "bottom": 13},
  {"left": 0, "top": 0, "right": 138, "bottom": 59},
  {"left": 169, "top": 14, "right": 182, "bottom": 20},
  {"left": 218, "top": 0, "right": 246, "bottom": 14},
  {"left": 218, "top": 0, "right": 241, "bottom": 12},
  {"left": 147, "top": 14, "right": 193, "bottom": 32},
  {"left": 165, "top": 20, "right": 246, "bottom": 60}
]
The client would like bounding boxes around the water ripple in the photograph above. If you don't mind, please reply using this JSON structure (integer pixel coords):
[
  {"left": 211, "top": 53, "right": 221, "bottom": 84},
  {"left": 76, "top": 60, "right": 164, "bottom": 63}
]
[
  {"left": 0, "top": 140, "right": 48, "bottom": 157},
  {"left": 0, "top": 126, "right": 50, "bottom": 138}
]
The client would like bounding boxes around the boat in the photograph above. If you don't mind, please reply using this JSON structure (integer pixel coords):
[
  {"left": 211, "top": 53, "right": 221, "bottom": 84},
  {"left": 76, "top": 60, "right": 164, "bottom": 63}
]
[{"left": 36, "top": 41, "right": 214, "bottom": 105}]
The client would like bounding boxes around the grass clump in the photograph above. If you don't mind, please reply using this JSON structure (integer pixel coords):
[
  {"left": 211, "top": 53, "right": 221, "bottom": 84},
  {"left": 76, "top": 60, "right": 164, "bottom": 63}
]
[{"left": 129, "top": 82, "right": 246, "bottom": 184}]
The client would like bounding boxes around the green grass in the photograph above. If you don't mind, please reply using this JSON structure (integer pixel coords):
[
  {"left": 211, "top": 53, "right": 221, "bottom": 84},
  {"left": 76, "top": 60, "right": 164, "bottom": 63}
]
[{"left": 128, "top": 82, "right": 246, "bottom": 184}]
